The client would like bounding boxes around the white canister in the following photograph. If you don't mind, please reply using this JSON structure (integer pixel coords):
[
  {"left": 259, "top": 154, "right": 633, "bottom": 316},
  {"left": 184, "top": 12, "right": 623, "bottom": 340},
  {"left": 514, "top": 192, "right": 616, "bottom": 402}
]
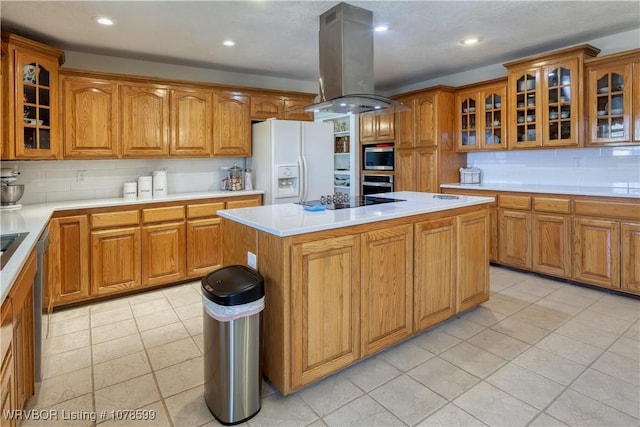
[
  {"left": 244, "top": 169, "right": 253, "bottom": 191},
  {"left": 123, "top": 182, "right": 137, "bottom": 200},
  {"left": 138, "top": 176, "right": 153, "bottom": 200},
  {"left": 152, "top": 170, "right": 168, "bottom": 198}
]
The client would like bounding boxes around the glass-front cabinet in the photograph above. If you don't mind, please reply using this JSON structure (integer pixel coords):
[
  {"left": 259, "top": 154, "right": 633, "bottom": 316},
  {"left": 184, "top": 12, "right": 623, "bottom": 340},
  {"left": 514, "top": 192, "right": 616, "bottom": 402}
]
[
  {"left": 543, "top": 61, "right": 579, "bottom": 146},
  {"left": 455, "top": 81, "right": 507, "bottom": 151},
  {"left": 509, "top": 68, "right": 541, "bottom": 148},
  {"left": 1, "top": 33, "right": 64, "bottom": 159},
  {"left": 585, "top": 49, "right": 639, "bottom": 145},
  {"left": 506, "top": 45, "right": 599, "bottom": 150}
]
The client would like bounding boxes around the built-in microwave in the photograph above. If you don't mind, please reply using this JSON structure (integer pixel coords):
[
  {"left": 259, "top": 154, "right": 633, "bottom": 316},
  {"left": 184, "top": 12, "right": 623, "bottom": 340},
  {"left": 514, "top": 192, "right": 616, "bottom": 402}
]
[{"left": 363, "top": 146, "right": 394, "bottom": 170}]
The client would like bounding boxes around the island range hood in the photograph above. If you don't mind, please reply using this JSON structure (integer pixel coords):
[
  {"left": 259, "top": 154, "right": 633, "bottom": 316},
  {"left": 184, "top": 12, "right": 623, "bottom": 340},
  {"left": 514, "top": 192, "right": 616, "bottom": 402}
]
[{"left": 304, "top": 2, "right": 408, "bottom": 115}]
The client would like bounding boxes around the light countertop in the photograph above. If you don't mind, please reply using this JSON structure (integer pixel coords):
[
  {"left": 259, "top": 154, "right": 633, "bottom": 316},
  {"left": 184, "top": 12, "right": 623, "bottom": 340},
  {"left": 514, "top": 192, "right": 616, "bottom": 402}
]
[
  {"left": 0, "top": 190, "right": 263, "bottom": 305},
  {"left": 440, "top": 183, "right": 640, "bottom": 199},
  {"left": 217, "top": 191, "right": 495, "bottom": 237}
]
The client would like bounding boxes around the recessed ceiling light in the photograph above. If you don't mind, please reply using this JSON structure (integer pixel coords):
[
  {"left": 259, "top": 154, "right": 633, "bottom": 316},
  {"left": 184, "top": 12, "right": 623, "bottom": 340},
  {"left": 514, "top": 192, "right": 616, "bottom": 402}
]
[
  {"left": 460, "top": 38, "right": 480, "bottom": 46},
  {"left": 222, "top": 40, "right": 236, "bottom": 47},
  {"left": 93, "top": 16, "right": 115, "bottom": 26},
  {"left": 374, "top": 25, "right": 389, "bottom": 32}
]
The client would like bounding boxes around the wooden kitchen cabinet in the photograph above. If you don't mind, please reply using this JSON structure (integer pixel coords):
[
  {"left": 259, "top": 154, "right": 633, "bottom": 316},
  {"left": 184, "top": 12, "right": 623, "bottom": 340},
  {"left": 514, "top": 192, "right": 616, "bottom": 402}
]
[
  {"left": 531, "top": 196, "right": 572, "bottom": 278},
  {"left": 621, "top": 222, "right": 640, "bottom": 293},
  {"left": 141, "top": 205, "right": 186, "bottom": 287},
  {"left": 585, "top": 49, "right": 639, "bottom": 145},
  {"left": 359, "top": 111, "right": 394, "bottom": 143},
  {"left": 291, "top": 235, "right": 361, "bottom": 389},
  {"left": 394, "top": 89, "right": 464, "bottom": 192},
  {"left": 1, "top": 297, "right": 15, "bottom": 427},
  {"left": 457, "top": 210, "right": 490, "bottom": 312},
  {"left": 10, "top": 251, "right": 36, "bottom": 412},
  {"left": 170, "top": 88, "right": 213, "bottom": 156},
  {"left": 213, "top": 92, "right": 251, "bottom": 156},
  {"left": 91, "top": 226, "right": 142, "bottom": 296},
  {"left": 121, "top": 83, "right": 170, "bottom": 157},
  {"left": 360, "top": 225, "right": 412, "bottom": 356},
  {"left": 506, "top": 45, "right": 599, "bottom": 149},
  {"left": 225, "top": 195, "right": 262, "bottom": 209},
  {"left": 186, "top": 201, "right": 224, "bottom": 278},
  {"left": 1, "top": 32, "right": 64, "bottom": 159},
  {"left": 573, "top": 217, "right": 619, "bottom": 288},
  {"left": 48, "top": 215, "right": 91, "bottom": 306},
  {"left": 61, "top": 75, "right": 119, "bottom": 158},
  {"left": 250, "top": 95, "right": 283, "bottom": 120},
  {"left": 283, "top": 96, "right": 315, "bottom": 121},
  {"left": 498, "top": 194, "right": 533, "bottom": 269},
  {"left": 414, "top": 218, "right": 456, "bottom": 330},
  {"left": 455, "top": 80, "right": 507, "bottom": 151}
]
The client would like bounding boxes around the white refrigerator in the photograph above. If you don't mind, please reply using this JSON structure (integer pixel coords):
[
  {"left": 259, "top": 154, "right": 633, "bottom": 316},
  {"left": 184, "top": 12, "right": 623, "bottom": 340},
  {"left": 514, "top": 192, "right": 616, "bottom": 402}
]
[{"left": 249, "top": 120, "right": 334, "bottom": 205}]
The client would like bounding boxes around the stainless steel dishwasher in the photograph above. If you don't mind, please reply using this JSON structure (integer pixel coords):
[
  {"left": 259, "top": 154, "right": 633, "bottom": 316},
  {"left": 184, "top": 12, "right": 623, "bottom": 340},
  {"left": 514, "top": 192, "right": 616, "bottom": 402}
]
[{"left": 34, "top": 227, "right": 49, "bottom": 382}]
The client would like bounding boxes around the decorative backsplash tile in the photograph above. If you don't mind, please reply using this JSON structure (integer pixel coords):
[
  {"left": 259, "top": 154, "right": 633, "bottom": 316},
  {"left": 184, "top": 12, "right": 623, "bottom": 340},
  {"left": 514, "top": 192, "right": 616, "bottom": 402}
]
[
  {"left": 2, "top": 158, "right": 247, "bottom": 205},
  {"left": 467, "top": 147, "right": 640, "bottom": 188}
]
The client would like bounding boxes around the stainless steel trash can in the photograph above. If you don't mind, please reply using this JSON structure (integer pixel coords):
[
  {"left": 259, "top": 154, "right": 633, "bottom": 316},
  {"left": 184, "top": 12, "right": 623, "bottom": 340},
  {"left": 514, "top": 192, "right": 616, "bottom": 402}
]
[{"left": 202, "top": 265, "right": 264, "bottom": 425}]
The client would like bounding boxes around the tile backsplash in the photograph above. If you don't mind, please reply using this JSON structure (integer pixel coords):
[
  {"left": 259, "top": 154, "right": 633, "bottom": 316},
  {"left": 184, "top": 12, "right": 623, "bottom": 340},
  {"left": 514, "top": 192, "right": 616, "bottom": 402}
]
[
  {"left": 467, "top": 146, "right": 640, "bottom": 188},
  {"left": 1, "top": 158, "right": 247, "bottom": 205}
]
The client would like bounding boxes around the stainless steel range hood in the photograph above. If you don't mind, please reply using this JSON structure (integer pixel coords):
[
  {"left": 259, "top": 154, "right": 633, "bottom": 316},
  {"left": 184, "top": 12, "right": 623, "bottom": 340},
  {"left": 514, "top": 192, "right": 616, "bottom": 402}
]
[{"left": 304, "top": 2, "right": 408, "bottom": 115}]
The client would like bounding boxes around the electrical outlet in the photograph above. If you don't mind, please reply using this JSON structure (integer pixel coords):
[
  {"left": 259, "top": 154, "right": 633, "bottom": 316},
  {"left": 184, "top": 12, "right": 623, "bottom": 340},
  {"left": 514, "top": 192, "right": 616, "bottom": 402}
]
[
  {"left": 76, "top": 170, "right": 87, "bottom": 183},
  {"left": 247, "top": 251, "right": 257, "bottom": 269}
]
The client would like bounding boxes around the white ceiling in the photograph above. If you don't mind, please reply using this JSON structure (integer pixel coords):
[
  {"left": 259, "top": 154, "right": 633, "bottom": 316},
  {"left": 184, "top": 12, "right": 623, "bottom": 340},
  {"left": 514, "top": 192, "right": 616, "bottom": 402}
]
[{"left": 1, "top": 1, "right": 639, "bottom": 92}]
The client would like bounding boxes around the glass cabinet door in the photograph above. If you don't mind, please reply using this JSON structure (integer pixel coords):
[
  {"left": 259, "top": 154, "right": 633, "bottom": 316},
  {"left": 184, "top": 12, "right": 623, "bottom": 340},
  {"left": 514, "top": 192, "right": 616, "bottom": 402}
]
[
  {"left": 511, "top": 70, "right": 540, "bottom": 148},
  {"left": 588, "top": 65, "right": 632, "bottom": 144},
  {"left": 544, "top": 62, "right": 578, "bottom": 146},
  {"left": 481, "top": 89, "right": 506, "bottom": 150},
  {"left": 459, "top": 97, "right": 478, "bottom": 150},
  {"left": 15, "top": 51, "right": 58, "bottom": 158}
]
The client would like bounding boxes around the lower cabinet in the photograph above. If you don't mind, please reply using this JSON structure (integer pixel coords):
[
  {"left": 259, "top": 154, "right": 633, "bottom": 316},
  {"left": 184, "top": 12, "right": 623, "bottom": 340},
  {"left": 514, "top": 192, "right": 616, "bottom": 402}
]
[
  {"left": 361, "top": 225, "right": 413, "bottom": 356},
  {"left": 48, "top": 215, "right": 91, "bottom": 305},
  {"left": 457, "top": 210, "right": 490, "bottom": 312},
  {"left": 1, "top": 250, "right": 37, "bottom": 418},
  {"left": 532, "top": 213, "right": 571, "bottom": 277},
  {"left": 48, "top": 195, "right": 261, "bottom": 307},
  {"left": 291, "top": 235, "right": 361, "bottom": 389},
  {"left": 141, "top": 222, "right": 186, "bottom": 287},
  {"left": 573, "top": 218, "right": 620, "bottom": 288},
  {"left": 91, "top": 227, "right": 142, "bottom": 296},
  {"left": 621, "top": 222, "right": 640, "bottom": 293},
  {"left": 414, "top": 218, "right": 456, "bottom": 330},
  {"left": 186, "top": 218, "right": 222, "bottom": 278},
  {"left": 498, "top": 209, "right": 532, "bottom": 269}
]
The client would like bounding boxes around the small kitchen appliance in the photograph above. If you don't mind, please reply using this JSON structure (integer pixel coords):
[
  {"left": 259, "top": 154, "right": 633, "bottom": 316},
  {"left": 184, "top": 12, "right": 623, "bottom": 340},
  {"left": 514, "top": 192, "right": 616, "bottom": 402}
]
[{"left": 1, "top": 168, "right": 24, "bottom": 209}]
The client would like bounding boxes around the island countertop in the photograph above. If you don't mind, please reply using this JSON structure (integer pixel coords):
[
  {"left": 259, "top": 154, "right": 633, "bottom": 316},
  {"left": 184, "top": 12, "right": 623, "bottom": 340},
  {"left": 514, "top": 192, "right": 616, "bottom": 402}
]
[{"left": 217, "top": 191, "right": 495, "bottom": 237}]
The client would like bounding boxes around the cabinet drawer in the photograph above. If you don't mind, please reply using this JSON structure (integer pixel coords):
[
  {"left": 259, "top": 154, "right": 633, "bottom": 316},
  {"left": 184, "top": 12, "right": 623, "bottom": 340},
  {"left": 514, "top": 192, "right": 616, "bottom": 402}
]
[
  {"left": 91, "top": 210, "right": 140, "bottom": 228},
  {"left": 533, "top": 197, "right": 571, "bottom": 214},
  {"left": 226, "top": 197, "right": 261, "bottom": 209},
  {"left": 187, "top": 202, "right": 225, "bottom": 219},
  {"left": 142, "top": 206, "right": 185, "bottom": 223},
  {"left": 499, "top": 195, "right": 531, "bottom": 210},
  {"left": 574, "top": 200, "right": 640, "bottom": 221}
]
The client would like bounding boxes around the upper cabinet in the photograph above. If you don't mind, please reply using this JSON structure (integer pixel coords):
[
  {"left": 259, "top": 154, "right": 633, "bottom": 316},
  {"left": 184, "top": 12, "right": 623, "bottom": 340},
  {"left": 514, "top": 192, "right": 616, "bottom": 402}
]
[
  {"left": 455, "top": 79, "right": 507, "bottom": 151},
  {"left": 1, "top": 32, "right": 64, "bottom": 159},
  {"left": 61, "top": 75, "right": 120, "bottom": 158},
  {"left": 585, "top": 49, "right": 640, "bottom": 145},
  {"left": 170, "top": 88, "right": 213, "bottom": 157},
  {"left": 505, "top": 45, "right": 600, "bottom": 149},
  {"left": 213, "top": 92, "right": 251, "bottom": 156},
  {"left": 359, "top": 111, "right": 395, "bottom": 144},
  {"left": 250, "top": 94, "right": 315, "bottom": 121},
  {"left": 120, "top": 84, "right": 170, "bottom": 157}
]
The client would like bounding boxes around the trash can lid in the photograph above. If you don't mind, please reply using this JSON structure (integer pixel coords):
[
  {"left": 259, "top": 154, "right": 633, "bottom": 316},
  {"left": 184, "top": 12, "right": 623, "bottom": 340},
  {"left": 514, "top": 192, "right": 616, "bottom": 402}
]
[{"left": 201, "top": 265, "right": 264, "bottom": 306}]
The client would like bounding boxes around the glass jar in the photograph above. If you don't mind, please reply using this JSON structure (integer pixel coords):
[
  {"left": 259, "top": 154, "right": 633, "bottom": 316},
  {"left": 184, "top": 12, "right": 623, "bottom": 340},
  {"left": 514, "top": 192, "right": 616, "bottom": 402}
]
[{"left": 221, "top": 164, "right": 244, "bottom": 191}]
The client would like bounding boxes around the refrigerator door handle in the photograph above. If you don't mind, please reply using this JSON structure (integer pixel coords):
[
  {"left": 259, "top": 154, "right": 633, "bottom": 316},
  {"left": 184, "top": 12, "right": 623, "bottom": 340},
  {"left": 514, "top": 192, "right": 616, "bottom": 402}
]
[
  {"left": 301, "top": 155, "right": 309, "bottom": 202},
  {"left": 297, "top": 156, "right": 305, "bottom": 203}
]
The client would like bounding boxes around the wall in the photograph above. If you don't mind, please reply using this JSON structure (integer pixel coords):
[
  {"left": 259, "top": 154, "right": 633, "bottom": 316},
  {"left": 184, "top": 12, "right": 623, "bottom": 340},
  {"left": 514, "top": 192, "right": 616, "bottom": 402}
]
[
  {"left": 467, "top": 146, "right": 640, "bottom": 188},
  {"left": 2, "top": 157, "right": 246, "bottom": 205}
]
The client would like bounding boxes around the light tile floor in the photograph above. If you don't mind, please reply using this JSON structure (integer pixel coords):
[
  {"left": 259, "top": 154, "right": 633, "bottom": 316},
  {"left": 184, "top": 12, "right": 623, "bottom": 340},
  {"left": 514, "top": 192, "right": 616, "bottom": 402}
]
[{"left": 20, "top": 266, "right": 640, "bottom": 427}]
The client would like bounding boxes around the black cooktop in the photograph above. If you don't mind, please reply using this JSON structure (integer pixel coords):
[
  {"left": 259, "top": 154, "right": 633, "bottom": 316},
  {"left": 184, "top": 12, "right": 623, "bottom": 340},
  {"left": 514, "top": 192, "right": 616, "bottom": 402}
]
[{"left": 302, "top": 196, "right": 405, "bottom": 210}]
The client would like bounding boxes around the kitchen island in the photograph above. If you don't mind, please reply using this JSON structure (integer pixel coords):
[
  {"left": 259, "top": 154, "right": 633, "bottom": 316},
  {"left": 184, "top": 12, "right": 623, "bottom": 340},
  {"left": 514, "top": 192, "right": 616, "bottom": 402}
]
[{"left": 218, "top": 191, "right": 494, "bottom": 395}]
